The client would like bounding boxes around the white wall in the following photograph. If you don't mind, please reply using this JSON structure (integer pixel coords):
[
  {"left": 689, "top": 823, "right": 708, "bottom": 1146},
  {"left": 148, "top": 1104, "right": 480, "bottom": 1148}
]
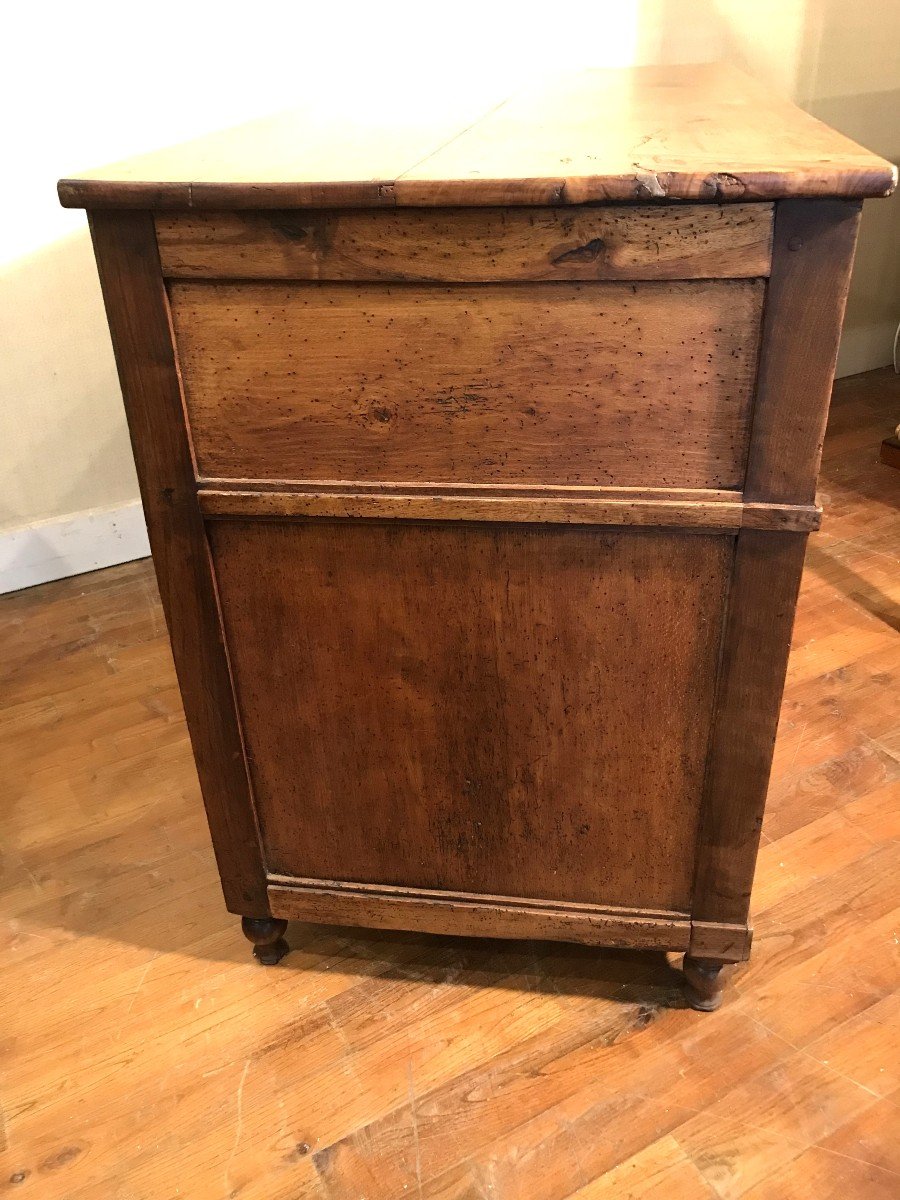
[{"left": 2, "top": 0, "right": 897, "bottom": 585}]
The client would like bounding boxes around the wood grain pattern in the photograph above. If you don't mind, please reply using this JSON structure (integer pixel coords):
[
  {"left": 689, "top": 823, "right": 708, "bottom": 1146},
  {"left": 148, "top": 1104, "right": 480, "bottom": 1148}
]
[
  {"left": 201, "top": 480, "right": 741, "bottom": 500},
  {"left": 397, "top": 65, "right": 897, "bottom": 206},
  {"left": 56, "top": 91, "right": 504, "bottom": 210},
  {"left": 171, "top": 279, "right": 764, "bottom": 489},
  {"left": 198, "top": 488, "right": 821, "bottom": 532},
  {"left": 744, "top": 200, "right": 862, "bottom": 504},
  {"left": 691, "top": 530, "right": 809, "bottom": 930},
  {"left": 689, "top": 919, "right": 752, "bottom": 962},
  {"left": 268, "top": 882, "right": 690, "bottom": 950},
  {"left": 85, "top": 211, "right": 266, "bottom": 914},
  {"left": 208, "top": 520, "right": 732, "bottom": 912},
  {"left": 3, "top": 369, "right": 897, "bottom": 1195},
  {"left": 57, "top": 63, "right": 897, "bottom": 209},
  {"left": 155, "top": 204, "right": 774, "bottom": 281},
  {"left": 1, "top": 367, "right": 897, "bottom": 1198}
]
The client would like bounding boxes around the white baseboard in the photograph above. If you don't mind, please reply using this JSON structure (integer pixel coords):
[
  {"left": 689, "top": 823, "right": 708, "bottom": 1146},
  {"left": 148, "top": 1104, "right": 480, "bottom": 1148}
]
[
  {"left": 1, "top": 501, "right": 151, "bottom": 595},
  {"left": 835, "top": 321, "right": 897, "bottom": 379}
]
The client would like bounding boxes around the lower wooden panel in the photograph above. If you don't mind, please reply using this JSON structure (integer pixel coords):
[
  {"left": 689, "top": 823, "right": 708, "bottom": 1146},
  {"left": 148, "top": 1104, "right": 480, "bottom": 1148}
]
[
  {"left": 209, "top": 520, "right": 733, "bottom": 911},
  {"left": 268, "top": 881, "right": 691, "bottom": 950}
]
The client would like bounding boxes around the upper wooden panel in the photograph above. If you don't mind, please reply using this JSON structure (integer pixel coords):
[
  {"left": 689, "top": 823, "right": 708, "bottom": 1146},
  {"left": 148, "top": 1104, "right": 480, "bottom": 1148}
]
[
  {"left": 59, "top": 64, "right": 896, "bottom": 210},
  {"left": 170, "top": 279, "right": 764, "bottom": 489}
]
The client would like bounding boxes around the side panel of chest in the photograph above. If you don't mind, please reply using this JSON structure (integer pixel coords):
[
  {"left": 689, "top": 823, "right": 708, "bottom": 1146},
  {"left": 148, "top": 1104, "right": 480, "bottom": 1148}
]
[{"left": 86, "top": 200, "right": 861, "bottom": 969}]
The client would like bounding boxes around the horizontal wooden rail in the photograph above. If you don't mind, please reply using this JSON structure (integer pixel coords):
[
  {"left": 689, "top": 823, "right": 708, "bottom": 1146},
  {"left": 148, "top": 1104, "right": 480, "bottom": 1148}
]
[
  {"left": 156, "top": 205, "right": 774, "bottom": 282},
  {"left": 268, "top": 877, "right": 691, "bottom": 951},
  {"left": 198, "top": 485, "right": 821, "bottom": 532}
]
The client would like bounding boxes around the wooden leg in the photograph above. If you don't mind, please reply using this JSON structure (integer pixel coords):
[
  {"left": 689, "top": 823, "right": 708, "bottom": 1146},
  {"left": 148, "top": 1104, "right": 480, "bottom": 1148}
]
[
  {"left": 682, "top": 955, "right": 727, "bottom": 1011},
  {"left": 241, "top": 916, "right": 290, "bottom": 965}
]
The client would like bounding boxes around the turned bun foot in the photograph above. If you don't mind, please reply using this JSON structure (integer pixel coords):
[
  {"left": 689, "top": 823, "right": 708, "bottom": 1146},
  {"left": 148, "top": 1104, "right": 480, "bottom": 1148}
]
[
  {"left": 683, "top": 955, "right": 727, "bottom": 1011},
  {"left": 241, "top": 916, "right": 290, "bottom": 965}
]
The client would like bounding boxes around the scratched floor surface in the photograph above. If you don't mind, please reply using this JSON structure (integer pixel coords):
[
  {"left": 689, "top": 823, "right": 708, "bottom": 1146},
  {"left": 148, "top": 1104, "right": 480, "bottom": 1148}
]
[{"left": 1, "top": 368, "right": 898, "bottom": 1199}]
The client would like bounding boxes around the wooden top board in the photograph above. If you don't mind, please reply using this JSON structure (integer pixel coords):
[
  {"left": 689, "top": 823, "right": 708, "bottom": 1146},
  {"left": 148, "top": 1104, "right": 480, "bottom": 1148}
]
[{"left": 59, "top": 63, "right": 896, "bottom": 210}]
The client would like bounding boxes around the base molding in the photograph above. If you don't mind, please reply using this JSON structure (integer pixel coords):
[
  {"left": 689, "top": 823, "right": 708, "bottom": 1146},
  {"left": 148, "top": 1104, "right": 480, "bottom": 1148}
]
[
  {"left": 267, "top": 878, "right": 691, "bottom": 951},
  {"left": 0, "top": 500, "right": 149, "bottom": 594}
]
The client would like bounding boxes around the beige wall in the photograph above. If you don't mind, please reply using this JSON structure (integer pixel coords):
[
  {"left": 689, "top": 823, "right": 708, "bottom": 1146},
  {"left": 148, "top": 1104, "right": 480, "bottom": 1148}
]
[
  {"left": 2, "top": 0, "right": 897, "bottom": 537},
  {"left": 642, "top": 0, "right": 900, "bottom": 376}
]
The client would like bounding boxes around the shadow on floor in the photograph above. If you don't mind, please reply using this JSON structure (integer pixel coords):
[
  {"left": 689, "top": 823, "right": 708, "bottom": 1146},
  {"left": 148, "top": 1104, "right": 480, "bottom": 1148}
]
[
  {"left": 268, "top": 919, "right": 688, "bottom": 1008},
  {"left": 803, "top": 541, "right": 900, "bottom": 632}
]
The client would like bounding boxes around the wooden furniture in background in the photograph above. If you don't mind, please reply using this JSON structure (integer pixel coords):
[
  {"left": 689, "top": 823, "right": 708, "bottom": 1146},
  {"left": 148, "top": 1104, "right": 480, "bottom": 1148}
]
[
  {"left": 880, "top": 429, "right": 900, "bottom": 469},
  {"left": 59, "top": 64, "right": 896, "bottom": 1011}
]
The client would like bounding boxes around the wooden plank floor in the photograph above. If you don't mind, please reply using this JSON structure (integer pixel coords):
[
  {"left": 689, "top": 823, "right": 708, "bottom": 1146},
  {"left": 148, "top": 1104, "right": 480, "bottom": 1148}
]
[{"left": 1, "top": 367, "right": 898, "bottom": 1199}]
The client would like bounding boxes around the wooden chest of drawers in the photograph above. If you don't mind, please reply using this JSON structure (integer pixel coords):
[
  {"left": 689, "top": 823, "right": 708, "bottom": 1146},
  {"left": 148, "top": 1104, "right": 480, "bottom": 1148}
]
[{"left": 61, "top": 64, "right": 895, "bottom": 1009}]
